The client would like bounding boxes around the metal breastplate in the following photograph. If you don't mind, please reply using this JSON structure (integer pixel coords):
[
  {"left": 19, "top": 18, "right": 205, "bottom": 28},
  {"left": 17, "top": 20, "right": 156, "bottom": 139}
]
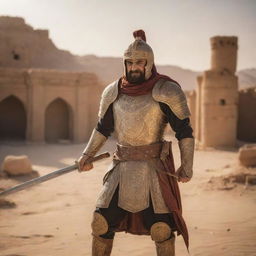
[
  {"left": 97, "top": 93, "right": 169, "bottom": 213},
  {"left": 113, "top": 93, "right": 167, "bottom": 146}
]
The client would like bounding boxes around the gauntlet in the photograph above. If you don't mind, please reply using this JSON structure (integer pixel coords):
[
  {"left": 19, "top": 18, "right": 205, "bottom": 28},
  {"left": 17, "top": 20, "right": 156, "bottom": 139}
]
[{"left": 178, "top": 137, "right": 195, "bottom": 179}]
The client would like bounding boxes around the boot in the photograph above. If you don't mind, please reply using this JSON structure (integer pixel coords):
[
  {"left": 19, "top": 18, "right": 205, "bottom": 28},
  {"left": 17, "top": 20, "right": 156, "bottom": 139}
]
[
  {"left": 92, "top": 234, "right": 113, "bottom": 256},
  {"left": 155, "top": 235, "right": 175, "bottom": 256}
]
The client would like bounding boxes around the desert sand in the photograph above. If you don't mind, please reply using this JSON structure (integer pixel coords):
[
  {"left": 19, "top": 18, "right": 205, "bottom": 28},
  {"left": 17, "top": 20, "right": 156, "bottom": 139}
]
[{"left": 0, "top": 137, "right": 255, "bottom": 256}]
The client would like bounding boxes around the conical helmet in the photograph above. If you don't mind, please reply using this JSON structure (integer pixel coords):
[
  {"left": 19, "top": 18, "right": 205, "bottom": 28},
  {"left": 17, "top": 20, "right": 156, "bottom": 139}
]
[{"left": 123, "top": 30, "right": 154, "bottom": 80}]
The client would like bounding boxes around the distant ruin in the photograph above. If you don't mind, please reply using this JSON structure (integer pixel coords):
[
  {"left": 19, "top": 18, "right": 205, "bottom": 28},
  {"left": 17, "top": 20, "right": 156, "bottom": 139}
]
[
  {"left": 187, "top": 36, "right": 256, "bottom": 147},
  {"left": 0, "top": 16, "right": 101, "bottom": 143},
  {"left": 196, "top": 36, "right": 239, "bottom": 148},
  {"left": 0, "top": 16, "right": 255, "bottom": 145},
  {"left": 0, "top": 16, "right": 84, "bottom": 71},
  {"left": 238, "top": 88, "right": 256, "bottom": 142}
]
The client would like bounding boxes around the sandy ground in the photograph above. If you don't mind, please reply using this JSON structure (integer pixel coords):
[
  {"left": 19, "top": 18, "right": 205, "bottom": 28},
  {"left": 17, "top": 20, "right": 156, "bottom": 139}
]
[{"left": 0, "top": 137, "right": 255, "bottom": 256}]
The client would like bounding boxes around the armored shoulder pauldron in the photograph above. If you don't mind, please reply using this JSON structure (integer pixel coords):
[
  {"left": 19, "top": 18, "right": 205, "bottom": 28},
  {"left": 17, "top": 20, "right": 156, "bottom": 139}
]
[
  {"left": 98, "top": 80, "right": 119, "bottom": 119},
  {"left": 152, "top": 79, "right": 191, "bottom": 120}
]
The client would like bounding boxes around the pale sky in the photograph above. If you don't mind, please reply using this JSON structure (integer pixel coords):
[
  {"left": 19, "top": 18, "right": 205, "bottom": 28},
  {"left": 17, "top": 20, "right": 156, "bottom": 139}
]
[{"left": 0, "top": 0, "right": 255, "bottom": 71}]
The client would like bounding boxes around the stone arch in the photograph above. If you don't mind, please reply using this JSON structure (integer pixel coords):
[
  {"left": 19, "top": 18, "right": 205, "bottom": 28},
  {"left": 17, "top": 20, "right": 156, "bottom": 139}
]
[
  {"left": 0, "top": 93, "right": 26, "bottom": 109},
  {"left": 0, "top": 95, "right": 27, "bottom": 140},
  {"left": 45, "top": 98, "right": 73, "bottom": 143}
]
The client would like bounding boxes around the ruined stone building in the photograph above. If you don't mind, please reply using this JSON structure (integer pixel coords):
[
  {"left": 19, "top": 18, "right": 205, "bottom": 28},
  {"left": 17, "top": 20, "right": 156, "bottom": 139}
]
[
  {"left": 0, "top": 16, "right": 255, "bottom": 146},
  {"left": 238, "top": 87, "right": 256, "bottom": 142},
  {"left": 0, "top": 16, "right": 101, "bottom": 143},
  {"left": 187, "top": 36, "right": 256, "bottom": 148},
  {"left": 196, "top": 36, "right": 239, "bottom": 148}
]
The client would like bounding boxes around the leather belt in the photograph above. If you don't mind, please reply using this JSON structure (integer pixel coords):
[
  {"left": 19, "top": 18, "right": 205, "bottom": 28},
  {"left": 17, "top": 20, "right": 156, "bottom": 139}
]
[{"left": 113, "top": 142, "right": 164, "bottom": 161}]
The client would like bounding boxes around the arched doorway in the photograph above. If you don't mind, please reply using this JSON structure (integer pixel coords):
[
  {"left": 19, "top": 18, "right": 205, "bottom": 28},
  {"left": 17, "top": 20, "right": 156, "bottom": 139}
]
[
  {"left": 45, "top": 98, "right": 73, "bottom": 143},
  {"left": 0, "top": 95, "right": 27, "bottom": 141}
]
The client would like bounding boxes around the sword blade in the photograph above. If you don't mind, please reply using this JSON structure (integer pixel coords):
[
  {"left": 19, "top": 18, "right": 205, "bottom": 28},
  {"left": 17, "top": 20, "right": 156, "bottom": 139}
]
[
  {"left": 0, "top": 152, "right": 110, "bottom": 197},
  {"left": 0, "top": 164, "right": 77, "bottom": 197}
]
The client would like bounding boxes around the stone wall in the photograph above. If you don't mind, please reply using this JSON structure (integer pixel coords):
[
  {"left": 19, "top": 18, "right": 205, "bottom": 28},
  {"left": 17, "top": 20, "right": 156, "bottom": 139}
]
[
  {"left": 201, "top": 71, "right": 238, "bottom": 147},
  {"left": 238, "top": 87, "right": 256, "bottom": 142},
  {"left": 210, "top": 36, "right": 238, "bottom": 74},
  {"left": 0, "top": 68, "right": 101, "bottom": 143},
  {"left": 195, "top": 36, "right": 239, "bottom": 148}
]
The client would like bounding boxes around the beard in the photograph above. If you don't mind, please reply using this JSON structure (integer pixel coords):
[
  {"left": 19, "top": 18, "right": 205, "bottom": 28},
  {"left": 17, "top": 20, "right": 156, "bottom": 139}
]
[{"left": 126, "top": 70, "right": 145, "bottom": 84}]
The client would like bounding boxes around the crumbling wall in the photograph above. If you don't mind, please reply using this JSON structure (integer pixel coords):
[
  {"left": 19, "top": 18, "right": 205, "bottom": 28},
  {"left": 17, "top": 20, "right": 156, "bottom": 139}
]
[
  {"left": 238, "top": 87, "right": 256, "bottom": 142},
  {"left": 0, "top": 16, "right": 83, "bottom": 71},
  {"left": 210, "top": 36, "right": 238, "bottom": 74},
  {"left": 0, "top": 68, "right": 101, "bottom": 143},
  {"left": 196, "top": 36, "right": 238, "bottom": 148}
]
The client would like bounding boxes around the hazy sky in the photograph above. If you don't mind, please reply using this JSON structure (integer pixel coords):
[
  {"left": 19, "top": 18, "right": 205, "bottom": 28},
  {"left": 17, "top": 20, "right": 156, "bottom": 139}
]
[{"left": 0, "top": 0, "right": 255, "bottom": 71}]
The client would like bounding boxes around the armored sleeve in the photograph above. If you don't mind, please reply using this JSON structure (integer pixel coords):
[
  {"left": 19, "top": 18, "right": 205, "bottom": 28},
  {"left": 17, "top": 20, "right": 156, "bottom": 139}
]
[
  {"left": 96, "top": 104, "right": 114, "bottom": 138},
  {"left": 94, "top": 80, "right": 119, "bottom": 137},
  {"left": 159, "top": 102, "right": 194, "bottom": 141},
  {"left": 82, "top": 82, "right": 117, "bottom": 156}
]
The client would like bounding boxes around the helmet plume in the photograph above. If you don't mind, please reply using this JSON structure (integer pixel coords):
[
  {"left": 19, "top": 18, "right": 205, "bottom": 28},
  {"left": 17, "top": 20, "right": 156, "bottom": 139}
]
[{"left": 133, "top": 30, "right": 146, "bottom": 42}]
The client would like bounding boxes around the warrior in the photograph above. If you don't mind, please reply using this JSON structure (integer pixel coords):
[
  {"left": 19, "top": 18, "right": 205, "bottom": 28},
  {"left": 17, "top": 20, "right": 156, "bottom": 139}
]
[{"left": 77, "top": 30, "right": 194, "bottom": 256}]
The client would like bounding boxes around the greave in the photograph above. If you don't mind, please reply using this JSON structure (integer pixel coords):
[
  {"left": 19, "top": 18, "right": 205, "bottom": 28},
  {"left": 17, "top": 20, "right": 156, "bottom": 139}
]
[
  {"left": 155, "top": 236, "right": 175, "bottom": 256},
  {"left": 92, "top": 235, "right": 113, "bottom": 256}
]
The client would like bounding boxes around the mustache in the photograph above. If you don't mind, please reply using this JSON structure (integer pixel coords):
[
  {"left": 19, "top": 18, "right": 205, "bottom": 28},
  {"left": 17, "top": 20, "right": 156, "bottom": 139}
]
[{"left": 129, "top": 70, "right": 142, "bottom": 74}]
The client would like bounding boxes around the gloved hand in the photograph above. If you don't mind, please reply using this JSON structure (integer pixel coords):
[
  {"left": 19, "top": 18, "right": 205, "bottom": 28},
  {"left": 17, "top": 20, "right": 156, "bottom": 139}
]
[
  {"left": 77, "top": 154, "right": 94, "bottom": 172},
  {"left": 175, "top": 166, "right": 191, "bottom": 183},
  {"left": 78, "top": 129, "right": 107, "bottom": 172}
]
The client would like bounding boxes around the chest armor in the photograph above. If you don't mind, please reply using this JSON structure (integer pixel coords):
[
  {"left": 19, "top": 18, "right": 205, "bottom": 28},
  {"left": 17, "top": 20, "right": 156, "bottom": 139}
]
[
  {"left": 95, "top": 93, "right": 170, "bottom": 213},
  {"left": 96, "top": 79, "right": 189, "bottom": 213},
  {"left": 113, "top": 93, "right": 167, "bottom": 146}
]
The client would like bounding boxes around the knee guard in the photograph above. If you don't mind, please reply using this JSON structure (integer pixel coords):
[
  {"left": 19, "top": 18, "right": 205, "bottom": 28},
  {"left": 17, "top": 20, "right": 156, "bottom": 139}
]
[
  {"left": 150, "top": 222, "right": 172, "bottom": 243},
  {"left": 91, "top": 212, "right": 109, "bottom": 236}
]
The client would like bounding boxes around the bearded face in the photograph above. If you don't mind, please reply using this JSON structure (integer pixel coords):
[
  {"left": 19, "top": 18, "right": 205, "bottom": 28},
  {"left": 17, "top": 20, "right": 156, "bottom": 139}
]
[
  {"left": 125, "top": 59, "right": 147, "bottom": 84},
  {"left": 126, "top": 69, "right": 145, "bottom": 84}
]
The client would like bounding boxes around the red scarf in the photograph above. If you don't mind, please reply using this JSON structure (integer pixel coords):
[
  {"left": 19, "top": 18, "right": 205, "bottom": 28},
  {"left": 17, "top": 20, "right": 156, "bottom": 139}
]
[{"left": 120, "top": 65, "right": 180, "bottom": 96}]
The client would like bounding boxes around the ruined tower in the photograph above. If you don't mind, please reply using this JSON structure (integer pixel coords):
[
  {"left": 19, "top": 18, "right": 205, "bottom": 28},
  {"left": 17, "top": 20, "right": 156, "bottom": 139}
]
[{"left": 196, "top": 36, "right": 238, "bottom": 148}]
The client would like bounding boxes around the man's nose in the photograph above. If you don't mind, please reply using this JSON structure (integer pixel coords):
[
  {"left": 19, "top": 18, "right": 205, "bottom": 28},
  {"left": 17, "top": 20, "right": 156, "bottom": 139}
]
[{"left": 131, "top": 63, "right": 138, "bottom": 71}]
